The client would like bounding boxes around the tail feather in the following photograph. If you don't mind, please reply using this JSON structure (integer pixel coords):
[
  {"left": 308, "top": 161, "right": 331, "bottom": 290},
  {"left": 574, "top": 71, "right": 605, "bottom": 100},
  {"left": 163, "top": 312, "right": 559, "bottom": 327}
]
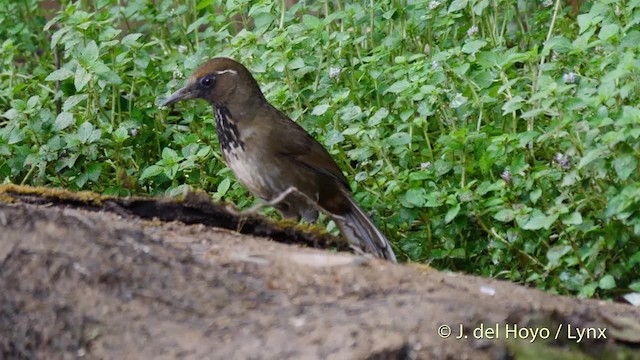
[{"left": 334, "top": 197, "right": 397, "bottom": 263}]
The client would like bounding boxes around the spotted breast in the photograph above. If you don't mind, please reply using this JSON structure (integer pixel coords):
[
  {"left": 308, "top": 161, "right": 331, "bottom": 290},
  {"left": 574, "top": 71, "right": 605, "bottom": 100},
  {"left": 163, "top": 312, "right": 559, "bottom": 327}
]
[{"left": 213, "top": 104, "right": 271, "bottom": 200}]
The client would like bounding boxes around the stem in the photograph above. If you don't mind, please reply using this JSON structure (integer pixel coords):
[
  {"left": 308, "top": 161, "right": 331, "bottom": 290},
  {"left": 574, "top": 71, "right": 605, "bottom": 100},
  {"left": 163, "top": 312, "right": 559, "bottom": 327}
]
[
  {"left": 369, "top": 0, "right": 374, "bottom": 47},
  {"left": 279, "top": 0, "right": 285, "bottom": 29},
  {"left": 20, "top": 164, "right": 36, "bottom": 186},
  {"left": 532, "top": 0, "right": 561, "bottom": 99}
]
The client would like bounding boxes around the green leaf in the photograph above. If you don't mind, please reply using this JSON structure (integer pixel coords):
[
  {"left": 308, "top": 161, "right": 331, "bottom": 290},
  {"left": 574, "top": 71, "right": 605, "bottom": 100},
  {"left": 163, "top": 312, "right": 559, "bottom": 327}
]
[
  {"left": 530, "top": 189, "right": 542, "bottom": 204},
  {"left": 434, "top": 159, "right": 453, "bottom": 176},
  {"left": 500, "top": 52, "right": 529, "bottom": 69},
  {"left": 542, "top": 36, "right": 573, "bottom": 55},
  {"left": 63, "top": 94, "right": 88, "bottom": 112},
  {"left": 45, "top": 68, "right": 74, "bottom": 81},
  {"left": 324, "top": 130, "right": 344, "bottom": 146},
  {"left": 562, "top": 212, "right": 583, "bottom": 225},
  {"left": 8, "top": 127, "right": 25, "bottom": 144},
  {"left": 598, "top": 24, "right": 619, "bottom": 41},
  {"left": 216, "top": 178, "right": 231, "bottom": 196},
  {"left": 445, "top": 203, "right": 461, "bottom": 223},
  {"left": 97, "top": 70, "right": 122, "bottom": 85},
  {"left": 113, "top": 126, "right": 129, "bottom": 142},
  {"left": 599, "top": 275, "right": 616, "bottom": 290},
  {"left": 472, "top": 0, "right": 488, "bottom": 14},
  {"left": 462, "top": 40, "right": 486, "bottom": 54},
  {"left": 74, "top": 121, "right": 101, "bottom": 144},
  {"left": 74, "top": 66, "right": 91, "bottom": 91},
  {"left": 476, "top": 51, "right": 499, "bottom": 69},
  {"left": 50, "top": 26, "right": 69, "bottom": 49},
  {"left": 502, "top": 96, "right": 524, "bottom": 114},
  {"left": 2, "top": 109, "right": 19, "bottom": 120},
  {"left": 577, "top": 13, "right": 596, "bottom": 33},
  {"left": 252, "top": 12, "right": 274, "bottom": 30},
  {"left": 163, "top": 164, "right": 180, "bottom": 180},
  {"left": 311, "top": 104, "right": 330, "bottom": 116},
  {"left": 287, "top": 57, "right": 305, "bottom": 70},
  {"left": 122, "top": 33, "right": 143, "bottom": 47},
  {"left": 629, "top": 281, "right": 640, "bottom": 292},
  {"left": 613, "top": 154, "right": 636, "bottom": 181},
  {"left": 340, "top": 104, "right": 362, "bottom": 121},
  {"left": 580, "top": 282, "right": 598, "bottom": 298},
  {"left": 162, "top": 147, "right": 179, "bottom": 162},
  {"left": 400, "top": 188, "right": 427, "bottom": 208},
  {"left": 368, "top": 108, "right": 388, "bottom": 126},
  {"left": 450, "top": 94, "right": 468, "bottom": 108},
  {"left": 547, "top": 245, "right": 571, "bottom": 265},
  {"left": 523, "top": 210, "right": 556, "bottom": 230},
  {"left": 196, "top": 146, "right": 211, "bottom": 158},
  {"left": 425, "top": 192, "right": 444, "bottom": 207},
  {"left": 44, "top": 14, "right": 61, "bottom": 31},
  {"left": 86, "top": 163, "right": 102, "bottom": 182},
  {"left": 520, "top": 108, "right": 544, "bottom": 119},
  {"left": 139, "top": 165, "right": 163, "bottom": 181},
  {"left": 578, "top": 147, "right": 607, "bottom": 169},
  {"left": 302, "top": 14, "right": 320, "bottom": 29},
  {"left": 448, "top": 0, "right": 468, "bottom": 13},
  {"left": 385, "top": 79, "right": 411, "bottom": 94},
  {"left": 26, "top": 96, "right": 40, "bottom": 110},
  {"left": 53, "top": 112, "right": 74, "bottom": 131},
  {"left": 493, "top": 209, "right": 514, "bottom": 222},
  {"left": 77, "top": 121, "right": 94, "bottom": 143},
  {"left": 80, "top": 40, "right": 100, "bottom": 65},
  {"left": 57, "top": 153, "right": 79, "bottom": 171},
  {"left": 386, "top": 132, "right": 411, "bottom": 147}
]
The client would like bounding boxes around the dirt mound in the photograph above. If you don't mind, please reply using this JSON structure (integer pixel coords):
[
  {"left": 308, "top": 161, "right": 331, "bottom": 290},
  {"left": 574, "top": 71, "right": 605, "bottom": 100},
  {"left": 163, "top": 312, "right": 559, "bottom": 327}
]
[{"left": 1, "top": 185, "right": 639, "bottom": 359}]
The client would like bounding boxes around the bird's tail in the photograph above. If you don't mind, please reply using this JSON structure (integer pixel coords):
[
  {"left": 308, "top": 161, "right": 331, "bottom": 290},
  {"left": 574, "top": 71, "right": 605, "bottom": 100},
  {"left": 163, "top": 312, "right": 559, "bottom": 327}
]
[{"left": 334, "top": 196, "right": 397, "bottom": 263}]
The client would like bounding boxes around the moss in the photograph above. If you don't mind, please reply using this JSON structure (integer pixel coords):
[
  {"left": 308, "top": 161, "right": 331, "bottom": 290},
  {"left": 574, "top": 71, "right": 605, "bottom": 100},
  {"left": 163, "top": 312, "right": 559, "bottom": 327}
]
[
  {"left": 0, "top": 184, "right": 113, "bottom": 205},
  {"left": 0, "top": 184, "right": 341, "bottom": 249}
]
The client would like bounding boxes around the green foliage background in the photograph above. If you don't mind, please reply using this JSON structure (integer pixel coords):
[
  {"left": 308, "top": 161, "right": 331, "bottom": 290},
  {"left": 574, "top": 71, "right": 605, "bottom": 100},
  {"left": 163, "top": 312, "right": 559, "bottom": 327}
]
[{"left": 1, "top": 0, "right": 639, "bottom": 299}]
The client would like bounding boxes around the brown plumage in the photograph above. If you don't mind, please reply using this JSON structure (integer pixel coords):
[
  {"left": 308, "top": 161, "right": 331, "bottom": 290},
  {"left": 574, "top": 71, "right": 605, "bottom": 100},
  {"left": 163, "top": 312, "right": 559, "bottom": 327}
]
[{"left": 163, "top": 58, "right": 396, "bottom": 262}]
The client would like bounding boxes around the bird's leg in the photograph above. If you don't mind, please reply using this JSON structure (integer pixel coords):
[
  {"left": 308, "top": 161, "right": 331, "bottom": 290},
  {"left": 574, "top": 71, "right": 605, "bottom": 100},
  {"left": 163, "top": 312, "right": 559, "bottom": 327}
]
[{"left": 226, "top": 186, "right": 333, "bottom": 219}]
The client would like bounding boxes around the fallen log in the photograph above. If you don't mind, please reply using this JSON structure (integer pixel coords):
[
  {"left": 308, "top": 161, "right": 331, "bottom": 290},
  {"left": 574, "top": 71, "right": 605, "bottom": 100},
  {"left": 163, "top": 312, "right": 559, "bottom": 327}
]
[{"left": 0, "top": 185, "right": 638, "bottom": 359}]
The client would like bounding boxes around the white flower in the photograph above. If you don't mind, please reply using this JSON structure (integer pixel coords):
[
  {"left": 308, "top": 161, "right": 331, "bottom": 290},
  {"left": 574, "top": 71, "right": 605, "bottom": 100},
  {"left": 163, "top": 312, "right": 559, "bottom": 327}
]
[
  {"left": 329, "top": 67, "right": 341, "bottom": 79},
  {"left": 562, "top": 72, "right": 576, "bottom": 84},
  {"left": 467, "top": 25, "right": 478, "bottom": 37},
  {"left": 500, "top": 170, "right": 511, "bottom": 183},
  {"left": 554, "top": 152, "right": 571, "bottom": 170},
  {"left": 177, "top": 45, "right": 187, "bottom": 54},
  {"left": 429, "top": 0, "right": 440, "bottom": 10}
]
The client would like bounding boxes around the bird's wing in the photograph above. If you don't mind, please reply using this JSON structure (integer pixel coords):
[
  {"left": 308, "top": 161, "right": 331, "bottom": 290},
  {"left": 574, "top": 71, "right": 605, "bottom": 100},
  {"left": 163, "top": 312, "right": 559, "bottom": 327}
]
[{"left": 273, "top": 109, "right": 350, "bottom": 190}]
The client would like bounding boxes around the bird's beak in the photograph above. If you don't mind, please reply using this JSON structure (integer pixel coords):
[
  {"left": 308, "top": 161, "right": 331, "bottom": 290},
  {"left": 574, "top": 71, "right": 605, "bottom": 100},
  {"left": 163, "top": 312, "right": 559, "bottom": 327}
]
[{"left": 162, "top": 84, "right": 199, "bottom": 107}]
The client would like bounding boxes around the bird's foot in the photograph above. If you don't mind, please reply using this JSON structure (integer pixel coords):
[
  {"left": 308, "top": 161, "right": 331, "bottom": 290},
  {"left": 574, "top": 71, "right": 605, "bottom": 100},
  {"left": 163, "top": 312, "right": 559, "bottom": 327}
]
[
  {"left": 225, "top": 187, "right": 333, "bottom": 222},
  {"left": 224, "top": 187, "right": 307, "bottom": 217}
]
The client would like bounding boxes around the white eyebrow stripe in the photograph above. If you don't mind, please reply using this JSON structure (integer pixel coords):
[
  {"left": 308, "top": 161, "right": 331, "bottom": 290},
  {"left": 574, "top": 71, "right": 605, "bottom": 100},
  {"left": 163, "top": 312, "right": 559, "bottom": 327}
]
[{"left": 214, "top": 69, "right": 238, "bottom": 75}]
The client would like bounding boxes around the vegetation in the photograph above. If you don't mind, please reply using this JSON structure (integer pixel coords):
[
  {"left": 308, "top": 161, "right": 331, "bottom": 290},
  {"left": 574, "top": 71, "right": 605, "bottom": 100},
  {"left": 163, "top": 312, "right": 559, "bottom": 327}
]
[{"left": 1, "top": 0, "right": 639, "bottom": 299}]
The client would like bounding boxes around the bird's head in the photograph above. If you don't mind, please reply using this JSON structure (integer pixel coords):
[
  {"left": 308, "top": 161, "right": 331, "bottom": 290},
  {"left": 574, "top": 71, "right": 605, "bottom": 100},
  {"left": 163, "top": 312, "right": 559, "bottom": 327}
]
[{"left": 162, "top": 57, "right": 263, "bottom": 108}]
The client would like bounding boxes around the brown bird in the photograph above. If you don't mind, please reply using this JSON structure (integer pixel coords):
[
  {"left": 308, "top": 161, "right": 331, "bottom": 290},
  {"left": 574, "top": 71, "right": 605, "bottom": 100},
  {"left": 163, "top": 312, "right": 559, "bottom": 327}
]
[{"left": 163, "top": 58, "right": 396, "bottom": 262}]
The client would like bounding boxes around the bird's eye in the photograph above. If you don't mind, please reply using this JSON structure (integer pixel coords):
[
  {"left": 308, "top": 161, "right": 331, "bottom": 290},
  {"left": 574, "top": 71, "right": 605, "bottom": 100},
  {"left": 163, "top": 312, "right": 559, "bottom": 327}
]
[{"left": 199, "top": 76, "right": 214, "bottom": 88}]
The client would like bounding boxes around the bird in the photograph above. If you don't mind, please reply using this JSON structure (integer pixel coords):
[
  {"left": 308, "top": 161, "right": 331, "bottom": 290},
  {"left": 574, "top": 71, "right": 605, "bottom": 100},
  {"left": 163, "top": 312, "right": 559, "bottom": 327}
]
[{"left": 162, "top": 58, "right": 397, "bottom": 262}]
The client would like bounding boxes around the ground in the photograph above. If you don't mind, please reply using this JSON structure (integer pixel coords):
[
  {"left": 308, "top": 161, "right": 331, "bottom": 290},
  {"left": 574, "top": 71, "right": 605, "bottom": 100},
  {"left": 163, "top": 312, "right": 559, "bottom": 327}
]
[{"left": 0, "top": 184, "right": 639, "bottom": 360}]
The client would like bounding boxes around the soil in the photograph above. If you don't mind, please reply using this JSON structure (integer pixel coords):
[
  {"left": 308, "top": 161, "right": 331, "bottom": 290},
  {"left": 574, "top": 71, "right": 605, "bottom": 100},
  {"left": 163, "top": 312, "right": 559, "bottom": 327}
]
[{"left": 1, "top": 184, "right": 639, "bottom": 360}]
